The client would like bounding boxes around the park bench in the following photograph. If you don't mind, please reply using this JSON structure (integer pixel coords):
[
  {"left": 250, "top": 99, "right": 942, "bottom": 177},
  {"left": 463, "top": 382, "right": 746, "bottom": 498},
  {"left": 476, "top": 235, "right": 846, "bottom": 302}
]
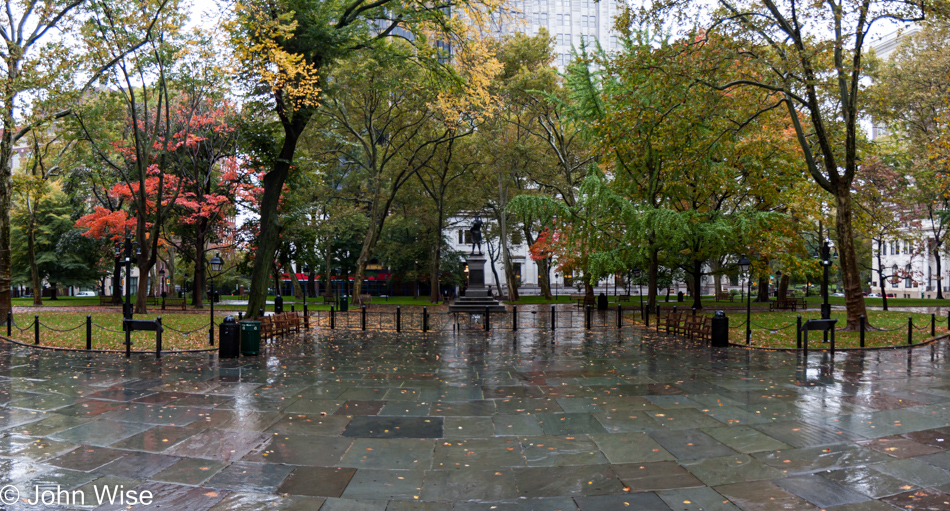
[
  {"left": 321, "top": 293, "right": 336, "bottom": 305},
  {"left": 664, "top": 311, "right": 685, "bottom": 335},
  {"left": 99, "top": 295, "right": 117, "bottom": 306},
  {"left": 261, "top": 315, "right": 276, "bottom": 340},
  {"left": 614, "top": 294, "right": 631, "bottom": 303},
  {"left": 163, "top": 297, "right": 187, "bottom": 310},
  {"left": 684, "top": 314, "right": 711, "bottom": 342},
  {"left": 715, "top": 292, "right": 734, "bottom": 302},
  {"left": 359, "top": 294, "right": 372, "bottom": 304},
  {"left": 571, "top": 293, "right": 595, "bottom": 307},
  {"left": 770, "top": 297, "right": 807, "bottom": 311}
]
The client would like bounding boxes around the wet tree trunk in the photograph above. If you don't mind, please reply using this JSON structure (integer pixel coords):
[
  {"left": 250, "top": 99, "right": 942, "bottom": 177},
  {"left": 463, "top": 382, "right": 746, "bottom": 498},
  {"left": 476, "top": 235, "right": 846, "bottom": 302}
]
[
  {"left": 835, "top": 192, "right": 868, "bottom": 329},
  {"left": 648, "top": 247, "right": 659, "bottom": 310},
  {"left": 756, "top": 275, "right": 769, "bottom": 302},
  {"left": 777, "top": 275, "right": 789, "bottom": 300},
  {"left": 27, "top": 213, "right": 42, "bottom": 306},
  {"left": 691, "top": 259, "right": 703, "bottom": 310}
]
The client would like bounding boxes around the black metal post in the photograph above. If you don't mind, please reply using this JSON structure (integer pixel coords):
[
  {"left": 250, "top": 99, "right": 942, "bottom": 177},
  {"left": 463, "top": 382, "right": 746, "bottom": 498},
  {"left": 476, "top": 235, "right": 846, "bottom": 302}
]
[
  {"left": 291, "top": 304, "right": 295, "bottom": 313},
  {"left": 423, "top": 307, "right": 428, "bottom": 332},
  {"left": 396, "top": 306, "right": 401, "bottom": 332},
  {"left": 259, "top": 308, "right": 264, "bottom": 319},
  {"left": 796, "top": 315, "right": 802, "bottom": 349},
  {"left": 361, "top": 306, "right": 366, "bottom": 331},
  {"left": 485, "top": 306, "right": 490, "bottom": 331},
  {"left": 932, "top": 313, "right": 936, "bottom": 337},
  {"left": 617, "top": 305, "right": 622, "bottom": 328},
  {"left": 209, "top": 273, "right": 215, "bottom": 346},
  {"left": 330, "top": 306, "right": 335, "bottom": 330},
  {"left": 6, "top": 311, "right": 10, "bottom": 336},
  {"left": 551, "top": 305, "right": 556, "bottom": 330},
  {"left": 586, "top": 305, "right": 591, "bottom": 330},
  {"left": 239, "top": 311, "right": 243, "bottom": 321},
  {"left": 86, "top": 315, "right": 92, "bottom": 350},
  {"left": 860, "top": 315, "right": 865, "bottom": 348},
  {"left": 656, "top": 305, "right": 660, "bottom": 332},
  {"left": 303, "top": 304, "right": 309, "bottom": 329},
  {"left": 746, "top": 276, "right": 752, "bottom": 345},
  {"left": 34, "top": 315, "right": 39, "bottom": 345},
  {"left": 513, "top": 305, "right": 518, "bottom": 331},
  {"left": 156, "top": 317, "right": 162, "bottom": 359},
  {"left": 123, "top": 237, "right": 132, "bottom": 357}
]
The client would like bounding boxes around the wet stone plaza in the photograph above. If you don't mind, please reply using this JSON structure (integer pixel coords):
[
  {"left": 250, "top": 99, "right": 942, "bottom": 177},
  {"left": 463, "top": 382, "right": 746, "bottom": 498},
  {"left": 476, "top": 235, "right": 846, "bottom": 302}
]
[{"left": 2, "top": 327, "right": 950, "bottom": 510}]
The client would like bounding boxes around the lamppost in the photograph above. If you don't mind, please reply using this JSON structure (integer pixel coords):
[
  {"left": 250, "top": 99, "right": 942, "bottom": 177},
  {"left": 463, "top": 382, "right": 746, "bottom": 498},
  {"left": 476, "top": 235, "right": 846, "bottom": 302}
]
[
  {"left": 775, "top": 270, "right": 782, "bottom": 298},
  {"left": 159, "top": 267, "right": 166, "bottom": 310},
  {"left": 208, "top": 253, "right": 224, "bottom": 345},
  {"left": 818, "top": 239, "right": 836, "bottom": 320},
  {"left": 115, "top": 237, "right": 139, "bottom": 354},
  {"left": 738, "top": 255, "right": 752, "bottom": 345},
  {"left": 633, "top": 268, "right": 643, "bottom": 318},
  {"left": 554, "top": 273, "right": 559, "bottom": 300},
  {"left": 303, "top": 263, "right": 310, "bottom": 328}
]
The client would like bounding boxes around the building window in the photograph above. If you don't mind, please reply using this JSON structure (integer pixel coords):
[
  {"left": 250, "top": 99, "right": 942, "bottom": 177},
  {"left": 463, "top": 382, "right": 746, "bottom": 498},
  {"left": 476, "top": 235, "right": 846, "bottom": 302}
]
[
  {"left": 129, "top": 277, "right": 138, "bottom": 296},
  {"left": 557, "top": 13, "right": 571, "bottom": 25},
  {"left": 513, "top": 263, "right": 522, "bottom": 287},
  {"left": 557, "top": 33, "right": 570, "bottom": 45}
]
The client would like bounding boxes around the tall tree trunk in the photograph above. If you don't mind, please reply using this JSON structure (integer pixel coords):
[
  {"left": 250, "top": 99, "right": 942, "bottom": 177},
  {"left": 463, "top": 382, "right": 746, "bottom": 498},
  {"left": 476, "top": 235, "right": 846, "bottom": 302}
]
[
  {"left": 246, "top": 116, "right": 308, "bottom": 317},
  {"left": 430, "top": 211, "right": 443, "bottom": 303},
  {"left": 691, "top": 259, "right": 703, "bottom": 310},
  {"left": 27, "top": 214, "right": 42, "bottom": 306},
  {"left": 0, "top": 108, "right": 15, "bottom": 318},
  {"left": 778, "top": 275, "right": 789, "bottom": 300},
  {"left": 756, "top": 275, "right": 769, "bottom": 302},
  {"left": 352, "top": 212, "right": 386, "bottom": 306},
  {"left": 538, "top": 257, "right": 552, "bottom": 300},
  {"left": 286, "top": 261, "right": 302, "bottom": 299},
  {"left": 648, "top": 247, "right": 659, "bottom": 310},
  {"left": 584, "top": 280, "right": 594, "bottom": 305},
  {"left": 835, "top": 192, "right": 868, "bottom": 329}
]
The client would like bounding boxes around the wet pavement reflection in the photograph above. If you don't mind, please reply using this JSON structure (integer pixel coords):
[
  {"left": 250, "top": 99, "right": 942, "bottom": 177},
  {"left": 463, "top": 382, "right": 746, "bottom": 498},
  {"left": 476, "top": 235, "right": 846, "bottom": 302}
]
[{"left": 2, "top": 327, "right": 950, "bottom": 510}]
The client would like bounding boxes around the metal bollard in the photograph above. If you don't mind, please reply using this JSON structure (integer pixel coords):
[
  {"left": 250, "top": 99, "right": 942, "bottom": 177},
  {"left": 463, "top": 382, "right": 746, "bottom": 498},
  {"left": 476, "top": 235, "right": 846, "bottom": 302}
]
[
  {"left": 239, "top": 311, "right": 243, "bottom": 321},
  {"left": 932, "top": 313, "right": 936, "bottom": 337},
  {"left": 485, "top": 307, "right": 490, "bottom": 331},
  {"left": 617, "top": 305, "right": 622, "bottom": 328},
  {"left": 423, "top": 307, "right": 428, "bottom": 333},
  {"left": 156, "top": 317, "right": 162, "bottom": 359},
  {"left": 860, "top": 315, "right": 865, "bottom": 348},
  {"left": 330, "top": 306, "right": 335, "bottom": 330},
  {"left": 291, "top": 304, "right": 295, "bottom": 313},
  {"left": 34, "top": 315, "right": 39, "bottom": 345},
  {"left": 396, "top": 306, "right": 401, "bottom": 332},
  {"left": 656, "top": 305, "right": 661, "bottom": 332},
  {"left": 259, "top": 308, "right": 264, "bottom": 319},
  {"left": 361, "top": 306, "right": 366, "bottom": 331},
  {"left": 908, "top": 316, "right": 913, "bottom": 345},
  {"left": 586, "top": 305, "right": 591, "bottom": 330},
  {"left": 796, "top": 315, "right": 802, "bottom": 350},
  {"left": 302, "top": 305, "right": 308, "bottom": 329},
  {"left": 551, "top": 305, "right": 556, "bottom": 330},
  {"left": 86, "top": 316, "right": 92, "bottom": 350},
  {"left": 513, "top": 306, "right": 518, "bottom": 331}
]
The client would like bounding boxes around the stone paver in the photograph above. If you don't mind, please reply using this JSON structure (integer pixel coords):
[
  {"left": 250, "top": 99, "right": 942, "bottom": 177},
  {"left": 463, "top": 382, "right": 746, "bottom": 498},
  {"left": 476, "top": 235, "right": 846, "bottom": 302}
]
[{"left": 2, "top": 326, "right": 950, "bottom": 508}]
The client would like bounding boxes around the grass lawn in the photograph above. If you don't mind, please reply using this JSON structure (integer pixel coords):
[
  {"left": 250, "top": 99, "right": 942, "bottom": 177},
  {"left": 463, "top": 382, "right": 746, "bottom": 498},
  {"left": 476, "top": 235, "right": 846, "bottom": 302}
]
[
  {"left": 6, "top": 312, "right": 216, "bottom": 351},
  {"left": 632, "top": 309, "right": 946, "bottom": 349}
]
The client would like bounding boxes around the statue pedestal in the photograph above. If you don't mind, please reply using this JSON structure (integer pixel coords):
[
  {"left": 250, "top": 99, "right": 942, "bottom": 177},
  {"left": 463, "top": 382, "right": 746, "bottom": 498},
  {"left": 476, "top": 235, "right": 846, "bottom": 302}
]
[{"left": 449, "top": 253, "right": 507, "bottom": 312}]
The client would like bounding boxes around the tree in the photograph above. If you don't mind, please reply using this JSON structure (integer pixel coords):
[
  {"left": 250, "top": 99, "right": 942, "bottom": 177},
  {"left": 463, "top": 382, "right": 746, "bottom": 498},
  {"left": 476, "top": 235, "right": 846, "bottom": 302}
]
[
  {"left": 636, "top": 0, "right": 950, "bottom": 328},
  {"left": 227, "top": 0, "right": 499, "bottom": 317},
  {"left": 0, "top": 0, "right": 167, "bottom": 317}
]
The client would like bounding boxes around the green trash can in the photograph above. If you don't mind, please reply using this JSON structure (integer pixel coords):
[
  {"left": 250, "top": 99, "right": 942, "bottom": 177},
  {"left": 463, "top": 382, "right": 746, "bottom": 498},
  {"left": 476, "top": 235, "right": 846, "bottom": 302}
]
[
  {"left": 240, "top": 321, "right": 261, "bottom": 356},
  {"left": 339, "top": 295, "right": 349, "bottom": 312}
]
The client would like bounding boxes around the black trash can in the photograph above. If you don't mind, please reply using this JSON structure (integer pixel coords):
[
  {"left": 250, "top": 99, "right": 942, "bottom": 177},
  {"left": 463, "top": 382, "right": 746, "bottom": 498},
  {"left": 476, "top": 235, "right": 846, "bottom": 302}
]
[
  {"left": 677, "top": 291, "right": 684, "bottom": 302},
  {"left": 711, "top": 311, "right": 729, "bottom": 347},
  {"left": 597, "top": 293, "right": 609, "bottom": 311},
  {"left": 339, "top": 295, "right": 349, "bottom": 312},
  {"left": 214, "top": 291, "right": 220, "bottom": 303},
  {"left": 219, "top": 316, "right": 240, "bottom": 358},
  {"left": 240, "top": 321, "right": 261, "bottom": 356},
  {"left": 274, "top": 295, "right": 283, "bottom": 314}
]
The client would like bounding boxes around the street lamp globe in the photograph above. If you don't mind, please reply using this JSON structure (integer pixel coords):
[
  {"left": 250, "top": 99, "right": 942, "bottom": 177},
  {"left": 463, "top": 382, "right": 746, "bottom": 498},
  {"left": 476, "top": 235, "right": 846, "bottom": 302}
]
[
  {"left": 209, "top": 253, "right": 224, "bottom": 273},
  {"left": 738, "top": 255, "right": 751, "bottom": 274}
]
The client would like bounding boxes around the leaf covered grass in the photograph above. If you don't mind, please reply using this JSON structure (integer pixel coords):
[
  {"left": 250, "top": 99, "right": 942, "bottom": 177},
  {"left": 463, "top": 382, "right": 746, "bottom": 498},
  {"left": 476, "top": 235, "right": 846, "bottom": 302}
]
[
  {"left": 633, "top": 310, "right": 947, "bottom": 349},
  {"left": 6, "top": 312, "right": 215, "bottom": 351}
]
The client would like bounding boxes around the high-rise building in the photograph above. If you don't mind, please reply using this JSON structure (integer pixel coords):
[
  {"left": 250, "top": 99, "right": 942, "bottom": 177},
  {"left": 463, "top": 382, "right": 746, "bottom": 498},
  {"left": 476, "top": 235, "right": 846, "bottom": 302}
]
[{"left": 490, "top": 0, "right": 624, "bottom": 68}]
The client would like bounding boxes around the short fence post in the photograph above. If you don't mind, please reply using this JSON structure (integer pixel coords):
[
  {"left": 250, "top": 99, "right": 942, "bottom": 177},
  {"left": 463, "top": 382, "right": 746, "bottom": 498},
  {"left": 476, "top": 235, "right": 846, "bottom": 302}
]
[
  {"left": 396, "top": 306, "right": 401, "bottom": 332},
  {"left": 291, "top": 304, "right": 295, "bottom": 313},
  {"left": 485, "top": 306, "right": 490, "bottom": 331},
  {"left": 617, "top": 305, "right": 622, "bottom": 328},
  {"left": 656, "top": 305, "right": 661, "bottom": 332},
  {"left": 303, "top": 305, "right": 308, "bottom": 329},
  {"left": 86, "top": 315, "right": 92, "bottom": 350},
  {"left": 361, "top": 306, "right": 366, "bottom": 331},
  {"left": 859, "top": 315, "right": 865, "bottom": 348},
  {"left": 932, "top": 313, "right": 936, "bottom": 337},
  {"left": 423, "top": 307, "right": 428, "bottom": 332},
  {"left": 796, "top": 315, "right": 802, "bottom": 350},
  {"left": 238, "top": 311, "right": 243, "bottom": 321},
  {"left": 673, "top": 306, "right": 677, "bottom": 314},
  {"left": 908, "top": 316, "right": 913, "bottom": 345},
  {"left": 513, "top": 306, "right": 518, "bottom": 331},
  {"left": 156, "top": 317, "right": 162, "bottom": 359},
  {"left": 585, "top": 305, "right": 591, "bottom": 330},
  {"left": 259, "top": 308, "right": 264, "bottom": 319},
  {"left": 830, "top": 322, "right": 835, "bottom": 356},
  {"left": 551, "top": 305, "right": 556, "bottom": 330},
  {"left": 6, "top": 311, "right": 10, "bottom": 336},
  {"left": 330, "top": 306, "right": 335, "bottom": 330},
  {"left": 34, "top": 315, "right": 39, "bottom": 345}
]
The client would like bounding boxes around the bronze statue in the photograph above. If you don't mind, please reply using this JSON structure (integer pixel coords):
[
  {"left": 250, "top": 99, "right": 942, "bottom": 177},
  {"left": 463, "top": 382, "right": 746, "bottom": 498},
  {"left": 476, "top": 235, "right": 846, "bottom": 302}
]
[{"left": 470, "top": 214, "right": 483, "bottom": 255}]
